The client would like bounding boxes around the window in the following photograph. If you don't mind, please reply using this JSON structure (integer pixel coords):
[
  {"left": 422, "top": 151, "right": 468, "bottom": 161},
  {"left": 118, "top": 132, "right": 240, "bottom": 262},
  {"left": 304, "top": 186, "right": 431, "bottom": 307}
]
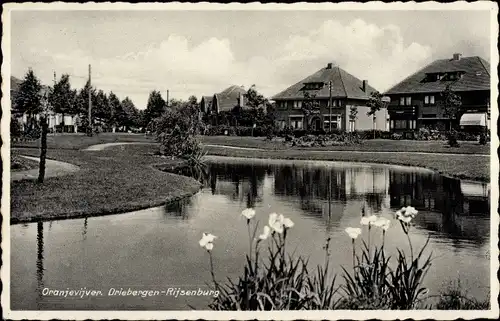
[
  {"left": 430, "top": 96, "right": 435, "bottom": 104},
  {"left": 400, "top": 97, "right": 405, "bottom": 105},
  {"left": 323, "top": 115, "right": 341, "bottom": 130},
  {"left": 405, "top": 96, "right": 412, "bottom": 106},
  {"left": 293, "top": 101, "right": 302, "bottom": 109},
  {"left": 332, "top": 100, "right": 337, "bottom": 107},
  {"left": 290, "top": 116, "right": 304, "bottom": 129},
  {"left": 424, "top": 95, "right": 435, "bottom": 105},
  {"left": 277, "top": 101, "right": 287, "bottom": 110},
  {"left": 424, "top": 96, "right": 429, "bottom": 104},
  {"left": 279, "top": 120, "right": 286, "bottom": 129},
  {"left": 394, "top": 120, "right": 407, "bottom": 129},
  {"left": 349, "top": 120, "right": 356, "bottom": 131}
]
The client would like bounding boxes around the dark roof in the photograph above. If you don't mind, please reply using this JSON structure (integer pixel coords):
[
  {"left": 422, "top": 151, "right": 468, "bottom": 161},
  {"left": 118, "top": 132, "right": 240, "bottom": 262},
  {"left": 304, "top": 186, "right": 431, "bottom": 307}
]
[
  {"left": 214, "top": 85, "right": 246, "bottom": 112},
  {"left": 384, "top": 56, "right": 490, "bottom": 95},
  {"left": 201, "top": 95, "right": 213, "bottom": 103},
  {"left": 11, "top": 76, "right": 22, "bottom": 93},
  {"left": 271, "top": 64, "right": 378, "bottom": 100}
]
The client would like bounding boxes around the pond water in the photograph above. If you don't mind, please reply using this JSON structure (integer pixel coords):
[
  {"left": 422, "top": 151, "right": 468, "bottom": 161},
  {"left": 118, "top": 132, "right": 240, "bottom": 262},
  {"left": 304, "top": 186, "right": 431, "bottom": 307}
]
[{"left": 10, "top": 158, "right": 491, "bottom": 310}]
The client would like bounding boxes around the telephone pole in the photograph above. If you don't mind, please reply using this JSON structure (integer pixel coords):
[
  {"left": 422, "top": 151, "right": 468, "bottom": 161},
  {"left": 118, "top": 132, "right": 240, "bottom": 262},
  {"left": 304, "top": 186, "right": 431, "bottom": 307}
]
[
  {"left": 329, "top": 80, "right": 332, "bottom": 132},
  {"left": 88, "top": 64, "right": 92, "bottom": 136}
]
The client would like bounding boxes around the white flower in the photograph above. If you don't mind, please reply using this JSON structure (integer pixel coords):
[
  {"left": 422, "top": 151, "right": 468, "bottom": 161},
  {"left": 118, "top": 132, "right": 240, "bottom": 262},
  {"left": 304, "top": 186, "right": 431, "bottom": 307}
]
[
  {"left": 283, "top": 217, "right": 294, "bottom": 229},
  {"left": 259, "top": 226, "right": 271, "bottom": 240},
  {"left": 199, "top": 232, "right": 217, "bottom": 251},
  {"left": 345, "top": 227, "right": 362, "bottom": 239},
  {"left": 373, "top": 217, "right": 391, "bottom": 231},
  {"left": 360, "top": 215, "right": 378, "bottom": 226},
  {"left": 269, "top": 213, "right": 284, "bottom": 234},
  {"left": 241, "top": 208, "right": 256, "bottom": 220},
  {"left": 405, "top": 206, "right": 418, "bottom": 218},
  {"left": 396, "top": 206, "right": 419, "bottom": 223}
]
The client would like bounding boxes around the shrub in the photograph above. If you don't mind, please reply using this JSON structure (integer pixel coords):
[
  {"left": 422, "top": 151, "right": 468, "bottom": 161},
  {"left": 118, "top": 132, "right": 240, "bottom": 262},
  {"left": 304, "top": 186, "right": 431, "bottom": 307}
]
[
  {"left": 391, "top": 133, "right": 402, "bottom": 140},
  {"left": 479, "top": 133, "right": 487, "bottom": 145},
  {"left": 356, "top": 130, "right": 392, "bottom": 140},
  {"left": 446, "top": 130, "right": 460, "bottom": 147},
  {"left": 417, "top": 127, "right": 430, "bottom": 140}
]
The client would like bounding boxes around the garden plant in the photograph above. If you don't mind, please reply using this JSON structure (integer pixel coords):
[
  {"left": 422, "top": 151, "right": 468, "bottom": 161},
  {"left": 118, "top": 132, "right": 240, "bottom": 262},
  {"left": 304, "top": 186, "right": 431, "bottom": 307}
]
[{"left": 198, "top": 205, "right": 487, "bottom": 310}]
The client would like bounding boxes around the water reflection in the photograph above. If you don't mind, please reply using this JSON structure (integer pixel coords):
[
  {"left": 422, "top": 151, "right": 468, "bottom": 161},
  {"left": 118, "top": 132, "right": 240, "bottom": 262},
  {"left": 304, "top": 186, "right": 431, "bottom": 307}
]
[
  {"left": 36, "top": 222, "right": 44, "bottom": 306},
  {"left": 202, "top": 161, "right": 489, "bottom": 246}
]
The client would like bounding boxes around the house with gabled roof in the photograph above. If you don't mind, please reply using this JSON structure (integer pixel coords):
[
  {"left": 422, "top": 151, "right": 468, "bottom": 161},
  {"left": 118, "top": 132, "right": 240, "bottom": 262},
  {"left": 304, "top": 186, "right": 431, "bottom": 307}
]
[
  {"left": 211, "top": 85, "right": 247, "bottom": 113},
  {"left": 271, "top": 62, "right": 388, "bottom": 132},
  {"left": 384, "top": 53, "right": 491, "bottom": 134}
]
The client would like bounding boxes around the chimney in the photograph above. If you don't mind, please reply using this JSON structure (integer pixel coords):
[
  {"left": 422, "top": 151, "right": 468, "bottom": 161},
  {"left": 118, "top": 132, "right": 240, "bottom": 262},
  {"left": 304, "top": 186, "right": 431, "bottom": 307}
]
[
  {"left": 453, "top": 53, "right": 462, "bottom": 61},
  {"left": 326, "top": 62, "right": 333, "bottom": 69},
  {"left": 239, "top": 92, "right": 244, "bottom": 107},
  {"left": 362, "top": 80, "right": 368, "bottom": 92}
]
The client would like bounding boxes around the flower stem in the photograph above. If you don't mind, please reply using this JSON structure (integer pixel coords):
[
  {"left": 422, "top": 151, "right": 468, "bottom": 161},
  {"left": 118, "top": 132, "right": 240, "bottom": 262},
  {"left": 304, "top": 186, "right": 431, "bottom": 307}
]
[
  {"left": 406, "top": 230, "right": 414, "bottom": 264},
  {"left": 352, "top": 239, "right": 356, "bottom": 268},
  {"left": 247, "top": 220, "right": 252, "bottom": 260},
  {"left": 209, "top": 251, "right": 218, "bottom": 290}
]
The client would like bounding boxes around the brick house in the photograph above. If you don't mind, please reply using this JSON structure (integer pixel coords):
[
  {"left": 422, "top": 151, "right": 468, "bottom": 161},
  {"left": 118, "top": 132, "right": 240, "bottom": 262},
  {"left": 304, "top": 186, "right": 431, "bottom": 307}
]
[
  {"left": 384, "top": 53, "right": 490, "bottom": 135},
  {"left": 201, "top": 85, "right": 248, "bottom": 125},
  {"left": 271, "top": 62, "right": 388, "bottom": 132}
]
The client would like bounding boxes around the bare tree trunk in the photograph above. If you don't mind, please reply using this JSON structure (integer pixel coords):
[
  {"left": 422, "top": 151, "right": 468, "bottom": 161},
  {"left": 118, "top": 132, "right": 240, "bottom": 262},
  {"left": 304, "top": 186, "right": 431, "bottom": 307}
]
[{"left": 38, "top": 116, "right": 48, "bottom": 183}]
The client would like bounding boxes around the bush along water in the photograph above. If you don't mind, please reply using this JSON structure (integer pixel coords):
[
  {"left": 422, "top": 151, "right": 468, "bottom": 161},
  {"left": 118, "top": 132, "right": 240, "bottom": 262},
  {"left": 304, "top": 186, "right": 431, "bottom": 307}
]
[{"left": 196, "top": 205, "right": 472, "bottom": 310}]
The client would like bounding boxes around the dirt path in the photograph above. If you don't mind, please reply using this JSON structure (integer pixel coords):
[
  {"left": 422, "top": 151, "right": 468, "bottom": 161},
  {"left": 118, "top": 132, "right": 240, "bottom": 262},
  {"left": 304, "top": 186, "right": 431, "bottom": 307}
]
[
  {"left": 11, "top": 156, "right": 80, "bottom": 182},
  {"left": 83, "top": 142, "right": 155, "bottom": 151}
]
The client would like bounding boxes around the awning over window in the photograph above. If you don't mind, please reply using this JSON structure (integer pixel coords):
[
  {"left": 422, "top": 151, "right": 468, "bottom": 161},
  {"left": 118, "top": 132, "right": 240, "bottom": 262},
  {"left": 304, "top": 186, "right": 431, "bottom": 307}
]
[
  {"left": 460, "top": 113, "right": 487, "bottom": 126},
  {"left": 461, "top": 181, "right": 490, "bottom": 198}
]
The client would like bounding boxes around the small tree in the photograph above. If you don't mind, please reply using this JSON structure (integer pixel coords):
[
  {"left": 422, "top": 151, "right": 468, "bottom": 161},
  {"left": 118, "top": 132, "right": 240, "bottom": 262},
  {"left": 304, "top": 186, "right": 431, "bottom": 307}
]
[
  {"left": 441, "top": 85, "right": 462, "bottom": 130},
  {"left": 144, "top": 90, "right": 167, "bottom": 126},
  {"left": 367, "top": 91, "right": 384, "bottom": 138},
  {"left": 302, "top": 91, "right": 320, "bottom": 131},
  {"left": 49, "top": 74, "right": 77, "bottom": 130},
  {"left": 349, "top": 106, "right": 358, "bottom": 132},
  {"left": 14, "top": 69, "right": 43, "bottom": 129}
]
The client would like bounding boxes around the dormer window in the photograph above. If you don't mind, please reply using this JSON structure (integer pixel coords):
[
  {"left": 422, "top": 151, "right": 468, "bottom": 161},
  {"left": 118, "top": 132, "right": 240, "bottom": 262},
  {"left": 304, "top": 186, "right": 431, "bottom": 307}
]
[
  {"left": 424, "top": 71, "right": 465, "bottom": 82},
  {"left": 303, "top": 82, "right": 324, "bottom": 90}
]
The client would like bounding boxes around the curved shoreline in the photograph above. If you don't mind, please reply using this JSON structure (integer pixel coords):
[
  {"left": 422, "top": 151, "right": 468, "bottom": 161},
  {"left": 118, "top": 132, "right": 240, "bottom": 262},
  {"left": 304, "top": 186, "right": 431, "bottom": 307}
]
[
  {"left": 11, "top": 141, "right": 489, "bottom": 225},
  {"left": 10, "top": 184, "right": 200, "bottom": 225}
]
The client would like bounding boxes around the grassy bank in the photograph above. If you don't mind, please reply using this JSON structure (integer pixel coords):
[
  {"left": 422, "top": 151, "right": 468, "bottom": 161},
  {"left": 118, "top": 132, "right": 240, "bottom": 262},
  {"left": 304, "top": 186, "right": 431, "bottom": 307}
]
[
  {"left": 11, "top": 154, "right": 39, "bottom": 172},
  {"left": 204, "top": 145, "right": 490, "bottom": 182},
  {"left": 10, "top": 144, "right": 201, "bottom": 224},
  {"left": 200, "top": 136, "right": 490, "bottom": 155}
]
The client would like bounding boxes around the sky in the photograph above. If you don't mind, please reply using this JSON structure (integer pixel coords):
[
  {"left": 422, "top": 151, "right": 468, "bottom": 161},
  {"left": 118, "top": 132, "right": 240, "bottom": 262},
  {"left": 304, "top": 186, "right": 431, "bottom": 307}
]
[{"left": 10, "top": 8, "right": 492, "bottom": 109}]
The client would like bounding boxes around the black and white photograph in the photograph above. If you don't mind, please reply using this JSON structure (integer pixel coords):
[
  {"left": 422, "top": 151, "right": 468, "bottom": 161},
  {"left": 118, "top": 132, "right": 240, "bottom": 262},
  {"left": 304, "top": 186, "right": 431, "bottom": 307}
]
[{"left": 1, "top": 2, "right": 498, "bottom": 320}]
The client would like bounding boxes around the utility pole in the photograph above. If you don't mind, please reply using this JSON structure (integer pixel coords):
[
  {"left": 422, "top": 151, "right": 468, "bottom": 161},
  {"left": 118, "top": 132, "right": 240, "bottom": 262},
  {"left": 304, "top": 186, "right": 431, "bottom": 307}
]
[
  {"left": 329, "top": 80, "right": 332, "bottom": 132},
  {"left": 88, "top": 64, "right": 92, "bottom": 136},
  {"left": 166, "top": 89, "right": 169, "bottom": 108}
]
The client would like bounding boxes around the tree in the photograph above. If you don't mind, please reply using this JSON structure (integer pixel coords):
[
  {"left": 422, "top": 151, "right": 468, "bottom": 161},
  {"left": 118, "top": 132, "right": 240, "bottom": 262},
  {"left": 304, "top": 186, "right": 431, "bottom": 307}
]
[
  {"left": 108, "top": 91, "right": 124, "bottom": 130},
  {"left": 441, "top": 84, "right": 462, "bottom": 130},
  {"left": 49, "top": 74, "right": 77, "bottom": 126},
  {"left": 121, "top": 96, "right": 140, "bottom": 129},
  {"left": 14, "top": 69, "right": 43, "bottom": 123},
  {"left": 94, "top": 90, "right": 111, "bottom": 127},
  {"left": 301, "top": 91, "right": 320, "bottom": 130},
  {"left": 77, "top": 80, "right": 97, "bottom": 130},
  {"left": 144, "top": 90, "right": 166, "bottom": 125},
  {"left": 366, "top": 91, "right": 384, "bottom": 138}
]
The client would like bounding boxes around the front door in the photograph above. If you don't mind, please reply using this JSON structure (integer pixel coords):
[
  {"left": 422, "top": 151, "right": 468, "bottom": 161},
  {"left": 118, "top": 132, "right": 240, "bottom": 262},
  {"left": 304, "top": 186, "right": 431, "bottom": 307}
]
[{"left": 310, "top": 117, "right": 321, "bottom": 130}]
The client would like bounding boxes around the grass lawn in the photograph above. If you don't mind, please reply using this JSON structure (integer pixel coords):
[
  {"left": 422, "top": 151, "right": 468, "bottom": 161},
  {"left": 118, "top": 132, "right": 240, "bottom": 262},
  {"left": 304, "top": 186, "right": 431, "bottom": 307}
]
[
  {"left": 11, "top": 132, "right": 155, "bottom": 150},
  {"left": 10, "top": 144, "right": 201, "bottom": 224},
  {"left": 200, "top": 136, "right": 490, "bottom": 155},
  {"left": 204, "top": 145, "right": 490, "bottom": 182}
]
